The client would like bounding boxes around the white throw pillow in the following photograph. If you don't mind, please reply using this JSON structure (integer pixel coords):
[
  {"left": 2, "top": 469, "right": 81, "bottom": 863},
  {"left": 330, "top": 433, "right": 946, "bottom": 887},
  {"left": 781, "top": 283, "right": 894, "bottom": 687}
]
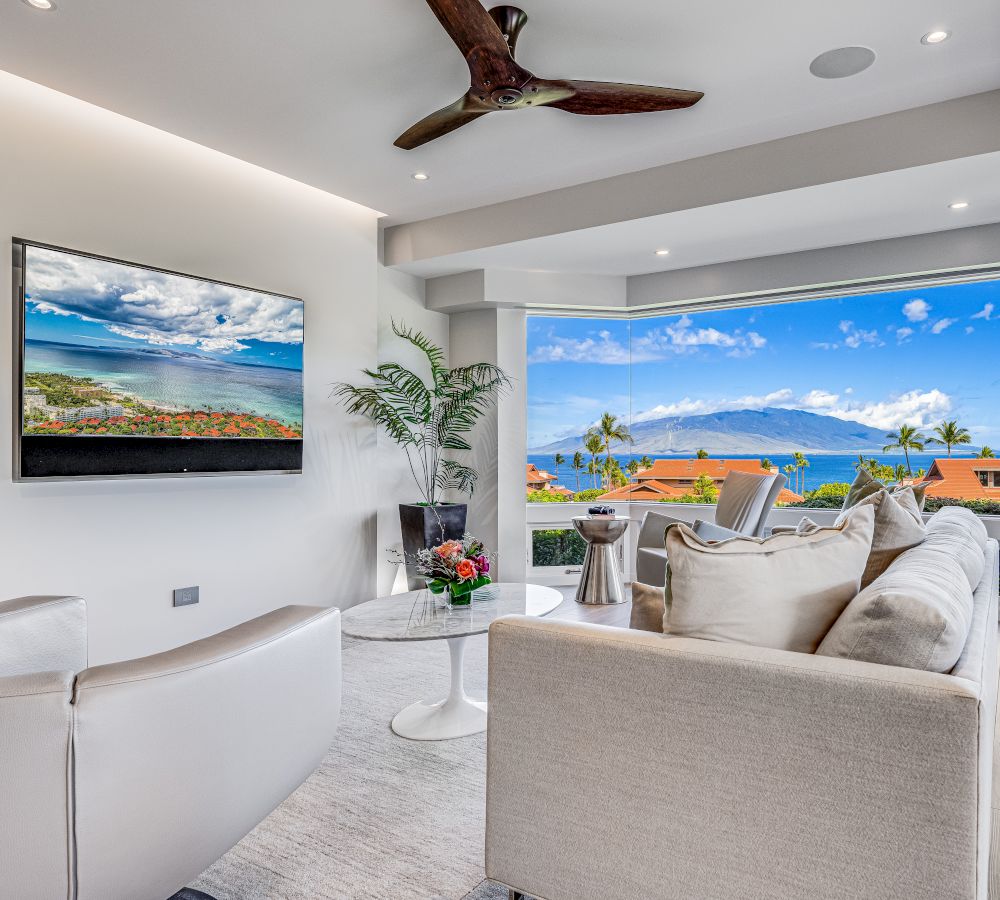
[
  {"left": 816, "top": 506, "right": 984, "bottom": 672},
  {"left": 663, "top": 503, "right": 875, "bottom": 653},
  {"left": 834, "top": 489, "right": 926, "bottom": 588}
]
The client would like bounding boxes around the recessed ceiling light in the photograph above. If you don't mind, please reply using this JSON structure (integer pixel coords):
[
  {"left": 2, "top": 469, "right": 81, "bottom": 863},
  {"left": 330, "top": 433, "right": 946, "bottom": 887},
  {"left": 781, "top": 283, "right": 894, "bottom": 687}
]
[
  {"left": 654, "top": 249, "right": 670, "bottom": 257},
  {"left": 921, "top": 30, "right": 951, "bottom": 45},
  {"left": 949, "top": 201, "right": 970, "bottom": 210},
  {"left": 411, "top": 172, "right": 429, "bottom": 181},
  {"left": 809, "top": 46, "right": 877, "bottom": 79},
  {"left": 21, "top": 0, "right": 55, "bottom": 9}
]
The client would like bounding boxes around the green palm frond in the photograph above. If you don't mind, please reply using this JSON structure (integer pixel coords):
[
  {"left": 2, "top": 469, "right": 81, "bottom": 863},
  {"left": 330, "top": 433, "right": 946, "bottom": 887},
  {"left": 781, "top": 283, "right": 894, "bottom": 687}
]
[
  {"left": 334, "top": 322, "right": 508, "bottom": 505},
  {"left": 391, "top": 320, "right": 448, "bottom": 388},
  {"left": 436, "top": 459, "right": 479, "bottom": 496}
]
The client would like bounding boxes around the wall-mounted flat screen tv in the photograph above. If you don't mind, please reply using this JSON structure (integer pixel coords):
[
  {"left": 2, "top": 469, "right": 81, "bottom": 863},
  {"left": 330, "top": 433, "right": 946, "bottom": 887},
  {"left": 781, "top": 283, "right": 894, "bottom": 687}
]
[{"left": 12, "top": 239, "right": 304, "bottom": 480}]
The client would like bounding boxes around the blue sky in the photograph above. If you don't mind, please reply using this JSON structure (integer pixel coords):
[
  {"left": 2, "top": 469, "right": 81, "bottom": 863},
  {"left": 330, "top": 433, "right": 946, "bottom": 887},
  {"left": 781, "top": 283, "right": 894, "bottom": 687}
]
[
  {"left": 527, "top": 279, "right": 1000, "bottom": 448},
  {"left": 24, "top": 245, "right": 303, "bottom": 370}
]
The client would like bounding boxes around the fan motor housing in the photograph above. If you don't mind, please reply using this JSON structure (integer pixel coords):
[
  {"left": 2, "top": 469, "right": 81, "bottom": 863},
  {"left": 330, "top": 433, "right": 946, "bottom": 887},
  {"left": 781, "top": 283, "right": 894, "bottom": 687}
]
[{"left": 492, "top": 87, "right": 523, "bottom": 106}]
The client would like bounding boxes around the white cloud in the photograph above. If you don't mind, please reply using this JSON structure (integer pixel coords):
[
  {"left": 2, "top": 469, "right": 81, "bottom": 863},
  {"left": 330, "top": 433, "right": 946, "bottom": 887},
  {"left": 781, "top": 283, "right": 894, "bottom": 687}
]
[
  {"left": 527, "top": 329, "right": 630, "bottom": 364},
  {"left": 930, "top": 317, "right": 957, "bottom": 334},
  {"left": 895, "top": 326, "right": 914, "bottom": 342},
  {"left": 971, "top": 303, "right": 994, "bottom": 321},
  {"left": 817, "top": 321, "right": 882, "bottom": 350},
  {"left": 966, "top": 326, "right": 975, "bottom": 334},
  {"left": 530, "top": 316, "right": 767, "bottom": 364},
  {"left": 903, "top": 298, "right": 931, "bottom": 322},
  {"left": 24, "top": 245, "right": 302, "bottom": 354}
]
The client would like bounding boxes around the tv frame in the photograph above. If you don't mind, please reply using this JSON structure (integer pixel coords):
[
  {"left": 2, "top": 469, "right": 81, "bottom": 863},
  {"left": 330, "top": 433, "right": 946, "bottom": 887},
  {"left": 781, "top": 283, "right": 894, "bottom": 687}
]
[{"left": 11, "top": 238, "right": 304, "bottom": 482}]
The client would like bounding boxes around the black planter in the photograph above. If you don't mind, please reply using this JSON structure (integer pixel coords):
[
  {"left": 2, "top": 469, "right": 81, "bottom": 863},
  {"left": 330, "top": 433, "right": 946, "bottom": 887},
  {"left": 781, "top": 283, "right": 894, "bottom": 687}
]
[{"left": 399, "top": 503, "right": 468, "bottom": 590}]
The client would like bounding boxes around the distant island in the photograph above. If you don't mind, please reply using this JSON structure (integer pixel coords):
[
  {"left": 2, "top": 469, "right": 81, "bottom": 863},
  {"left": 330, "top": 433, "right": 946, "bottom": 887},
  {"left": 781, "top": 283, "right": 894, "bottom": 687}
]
[
  {"left": 529, "top": 407, "right": 977, "bottom": 455},
  {"left": 23, "top": 372, "right": 301, "bottom": 439}
]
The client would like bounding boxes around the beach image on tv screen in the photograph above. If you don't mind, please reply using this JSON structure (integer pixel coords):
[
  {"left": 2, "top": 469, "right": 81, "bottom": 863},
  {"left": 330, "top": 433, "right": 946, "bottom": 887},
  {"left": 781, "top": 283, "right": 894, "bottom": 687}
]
[{"left": 21, "top": 245, "right": 303, "bottom": 439}]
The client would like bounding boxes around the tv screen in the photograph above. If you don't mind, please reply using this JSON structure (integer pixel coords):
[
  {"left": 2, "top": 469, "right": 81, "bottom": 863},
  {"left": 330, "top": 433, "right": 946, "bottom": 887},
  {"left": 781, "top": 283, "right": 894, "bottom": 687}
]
[{"left": 13, "top": 239, "right": 304, "bottom": 480}]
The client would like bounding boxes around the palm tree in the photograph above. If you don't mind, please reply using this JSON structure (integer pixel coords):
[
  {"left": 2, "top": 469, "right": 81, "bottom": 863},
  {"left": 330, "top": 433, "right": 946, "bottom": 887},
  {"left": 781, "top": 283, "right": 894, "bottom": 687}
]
[
  {"left": 335, "top": 321, "right": 509, "bottom": 505},
  {"left": 553, "top": 452, "right": 565, "bottom": 482},
  {"left": 695, "top": 448, "right": 709, "bottom": 459},
  {"left": 792, "top": 451, "right": 809, "bottom": 494},
  {"left": 883, "top": 423, "right": 926, "bottom": 476},
  {"left": 927, "top": 419, "right": 972, "bottom": 457},
  {"left": 586, "top": 460, "right": 598, "bottom": 489},
  {"left": 583, "top": 431, "right": 604, "bottom": 489},
  {"left": 595, "top": 412, "right": 634, "bottom": 478},
  {"left": 979, "top": 446, "right": 996, "bottom": 459},
  {"left": 571, "top": 451, "right": 585, "bottom": 490},
  {"left": 783, "top": 463, "right": 796, "bottom": 489},
  {"left": 639, "top": 455, "right": 654, "bottom": 470},
  {"left": 626, "top": 459, "right": 640, "bottom": 478},
  {"left": 893, "top": 463, "right": 908, "bottom": 484},
  {"left": 761, "top": 457, "right": 773, "bottom": 472}
]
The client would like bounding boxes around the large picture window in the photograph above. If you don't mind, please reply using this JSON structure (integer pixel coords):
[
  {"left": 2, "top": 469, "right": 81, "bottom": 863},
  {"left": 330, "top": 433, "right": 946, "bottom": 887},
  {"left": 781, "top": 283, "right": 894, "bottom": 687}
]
[{"left": 526, "top": 277, "right": 1000, "bottom": 515}]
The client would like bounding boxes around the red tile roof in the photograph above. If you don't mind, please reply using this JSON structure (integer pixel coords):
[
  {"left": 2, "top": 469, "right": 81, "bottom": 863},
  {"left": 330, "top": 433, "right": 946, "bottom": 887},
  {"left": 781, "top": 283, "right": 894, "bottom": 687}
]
[
  {"left": 919, "top": 458, "right": 1000, "bottom": 499},
  {"left": 634, "top": 459, "right": 771, "bottom": 481}
]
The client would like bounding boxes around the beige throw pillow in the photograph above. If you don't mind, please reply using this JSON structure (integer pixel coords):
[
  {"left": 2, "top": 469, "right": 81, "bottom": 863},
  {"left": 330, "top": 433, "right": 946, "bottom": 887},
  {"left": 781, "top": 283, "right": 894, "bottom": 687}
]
[
  {"left": 629, "top": 582, "right": 665, "bottom": 633},
  {"left": 816, "top": 506, "right": 985, "bottom": 672},
  {"left": 835, "top": 489, "right": 926, "bottom": 587},
  {"left": 663, "top": 503, "right": 875, "bottom": 653},
  {"left": 843, "top": 467, "right": 928, "bottom": 512}
]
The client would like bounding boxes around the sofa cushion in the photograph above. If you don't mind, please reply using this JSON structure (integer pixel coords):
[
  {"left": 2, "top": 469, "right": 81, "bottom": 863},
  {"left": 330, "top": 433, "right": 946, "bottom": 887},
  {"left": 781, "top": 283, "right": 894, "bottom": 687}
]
[
  {"left": 834, "top": 489, "right": 926, "bottom": 587},
  {"left": 662, "top": 503, "right": 874, "bottom": 653},
  {"left": 816, "top": 506, "right": 984, "bottom": 672},
  {"left": 843, "top": 467, "right": 928, "bottom": 512},
  {"left": 629, "top": 582, "right": 665, "bottom": 633}
]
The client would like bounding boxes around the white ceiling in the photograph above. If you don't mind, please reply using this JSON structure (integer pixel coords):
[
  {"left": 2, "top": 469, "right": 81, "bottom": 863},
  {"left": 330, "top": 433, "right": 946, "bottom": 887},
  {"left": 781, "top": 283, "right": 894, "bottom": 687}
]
[
  {"left": 396, "top": 152, "right": 1000, "bottom": 277},
  {"left": 1, "top": 0, "right": 998, "bottom": 223}
]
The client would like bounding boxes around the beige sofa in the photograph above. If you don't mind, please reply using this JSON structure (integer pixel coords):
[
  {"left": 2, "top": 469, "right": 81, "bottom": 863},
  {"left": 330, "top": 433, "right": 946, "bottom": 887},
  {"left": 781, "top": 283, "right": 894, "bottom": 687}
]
[
  {"left": 486, "top": 536, "right": 999, "bottom": 900},
  {"left": 0, "top": 595, "right": 341, "bottom": 900}
]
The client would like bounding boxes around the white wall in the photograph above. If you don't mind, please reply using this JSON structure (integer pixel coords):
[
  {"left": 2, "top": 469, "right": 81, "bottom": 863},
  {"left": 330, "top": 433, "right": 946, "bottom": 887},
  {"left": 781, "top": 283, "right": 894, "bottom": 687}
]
[
  {"left": 0, "top": 71, "right": 380, "bottom": 664},
  {"left": 374, "top": 264, "right": 449, "bottom": 595}
]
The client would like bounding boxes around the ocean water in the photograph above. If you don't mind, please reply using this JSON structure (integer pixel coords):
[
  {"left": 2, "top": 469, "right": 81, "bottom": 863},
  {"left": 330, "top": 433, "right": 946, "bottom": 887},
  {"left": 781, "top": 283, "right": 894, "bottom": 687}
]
[
  {"left": 24, "top": 340, "right": 303, "bottom": 426},
  {"left": 527, "top": 452, "right": 966, "bottom": 492}
]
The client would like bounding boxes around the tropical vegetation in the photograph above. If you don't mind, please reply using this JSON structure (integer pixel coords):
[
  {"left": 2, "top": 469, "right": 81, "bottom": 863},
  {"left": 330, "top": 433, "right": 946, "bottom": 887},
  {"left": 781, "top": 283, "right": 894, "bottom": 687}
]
[
  {"left": 335, "top": 321, "right": 510, "bottom": 506},
  {"left": 883, "top": 423, "right": 926, "bottom": 475},
  {"left": 927, "top": 419, "right": 972, "bottom": 457}
]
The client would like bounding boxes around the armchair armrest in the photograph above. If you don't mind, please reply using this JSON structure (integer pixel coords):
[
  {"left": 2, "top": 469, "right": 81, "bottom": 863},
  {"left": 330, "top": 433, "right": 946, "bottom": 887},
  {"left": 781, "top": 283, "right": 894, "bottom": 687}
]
[
  {"left": 0, "top": 670, "right": 75, "bottom": 899},
  {"left": 0, "top": 595, "right": 87, "bottom": 677},
  {"left": 72, "top": 605, "right": 342, "bottom": 900},
  {"left": 486, "top": 616, "right": 985, "bottom": 900}
]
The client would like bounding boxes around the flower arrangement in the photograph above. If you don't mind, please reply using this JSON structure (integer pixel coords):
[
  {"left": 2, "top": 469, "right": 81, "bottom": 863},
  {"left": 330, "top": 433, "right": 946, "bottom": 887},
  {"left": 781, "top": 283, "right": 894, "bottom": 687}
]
[{"left": 414, "top": 535, "right": 493, "bottom": 605}]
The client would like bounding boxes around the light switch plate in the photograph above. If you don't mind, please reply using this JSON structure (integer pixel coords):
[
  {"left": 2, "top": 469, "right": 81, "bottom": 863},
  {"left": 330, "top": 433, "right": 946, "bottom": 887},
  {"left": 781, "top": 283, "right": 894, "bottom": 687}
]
[{"left": 173, "top": 586, "right": 200, "bottom": 607}]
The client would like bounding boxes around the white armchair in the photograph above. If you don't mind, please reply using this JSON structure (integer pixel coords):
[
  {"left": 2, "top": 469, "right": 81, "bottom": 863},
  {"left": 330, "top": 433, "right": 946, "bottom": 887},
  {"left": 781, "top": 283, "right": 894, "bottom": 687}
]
[
  {"left": 0, "top": 595, "right": 341, "bottom": 900},
  {"left": 635, "top": 470, "right": 787, "bottom": 585}
]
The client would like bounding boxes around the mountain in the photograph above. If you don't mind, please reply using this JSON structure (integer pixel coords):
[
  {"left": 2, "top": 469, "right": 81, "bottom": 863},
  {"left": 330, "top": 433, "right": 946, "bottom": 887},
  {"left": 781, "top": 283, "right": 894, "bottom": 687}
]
[{"left": 530, "top": 407, "right": 894, "bottom": 455}]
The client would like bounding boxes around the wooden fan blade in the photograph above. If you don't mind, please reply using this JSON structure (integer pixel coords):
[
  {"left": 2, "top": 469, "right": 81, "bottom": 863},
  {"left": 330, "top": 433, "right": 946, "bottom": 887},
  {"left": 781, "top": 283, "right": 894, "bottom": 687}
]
[
  {"left": 424, "top": 0, "right": 512, "bottom": 62},
  {"left": 394, "top": 93, "right": 492, "bottom": 150},
  {"left": 533, "top": 79, "right": 704, "bottom": 115}
]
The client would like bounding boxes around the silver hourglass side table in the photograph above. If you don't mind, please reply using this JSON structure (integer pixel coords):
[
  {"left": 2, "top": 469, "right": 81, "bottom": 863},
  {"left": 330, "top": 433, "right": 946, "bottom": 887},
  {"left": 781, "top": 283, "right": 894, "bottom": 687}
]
[{"left": 572, "top": 516, "right": 630, "bottom": 605}]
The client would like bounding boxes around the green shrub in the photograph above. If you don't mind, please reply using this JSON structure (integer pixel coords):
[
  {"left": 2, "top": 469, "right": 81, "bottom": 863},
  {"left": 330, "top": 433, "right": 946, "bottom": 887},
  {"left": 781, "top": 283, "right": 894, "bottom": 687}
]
[
  {"left": 787, "top": 496, "right": 844, "bottom": 509},
  {"left": 526, "top": 490, "right": 569, "bottom": 503},
  {"left": 531, "top": 529, "right": 587, "bottom": 567},
  {"left": 573, "top": 488, "right": 606, "bottom": 502},
  {"left": 807, "top": 482, "right": 852, "bottom": 499},
  {"left": 923, "top": 497, "right": 1000, "bottom": 516}
]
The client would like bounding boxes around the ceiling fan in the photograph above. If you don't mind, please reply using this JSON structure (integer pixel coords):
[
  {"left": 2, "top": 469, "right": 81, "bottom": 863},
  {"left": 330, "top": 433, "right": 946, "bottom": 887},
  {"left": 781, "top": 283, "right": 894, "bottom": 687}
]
[{"left": 394, "top": 0, "right": 704, "bottom": 150}]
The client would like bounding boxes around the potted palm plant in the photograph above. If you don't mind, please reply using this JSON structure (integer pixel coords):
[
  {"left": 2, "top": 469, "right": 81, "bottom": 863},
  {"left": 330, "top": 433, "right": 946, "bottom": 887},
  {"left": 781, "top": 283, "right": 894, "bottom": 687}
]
[{"left": 334, "top": 322, "right": 510, "bottom": 587}]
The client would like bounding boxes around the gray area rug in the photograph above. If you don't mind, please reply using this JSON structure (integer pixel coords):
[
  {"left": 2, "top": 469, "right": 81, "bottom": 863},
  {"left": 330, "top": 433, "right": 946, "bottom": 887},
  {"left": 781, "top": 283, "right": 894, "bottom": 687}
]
[{"left": 192, "top": 633, "right": 498, "bottom": 900}]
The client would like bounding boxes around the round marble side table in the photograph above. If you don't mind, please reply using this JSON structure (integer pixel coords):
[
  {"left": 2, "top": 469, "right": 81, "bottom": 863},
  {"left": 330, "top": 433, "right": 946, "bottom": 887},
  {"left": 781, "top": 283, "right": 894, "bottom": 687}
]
[
  {"left": 572, "top": 516, "right": 630, "bottom": 605},
  {"left": 340, "top": 583, "right": 562, "bottom": 741}
]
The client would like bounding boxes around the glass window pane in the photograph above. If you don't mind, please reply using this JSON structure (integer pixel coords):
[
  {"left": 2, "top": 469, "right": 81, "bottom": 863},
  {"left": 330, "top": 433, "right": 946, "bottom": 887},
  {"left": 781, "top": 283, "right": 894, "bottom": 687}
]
[{"left": 531, "top": 528, "right": 587, "bottom": 568}]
